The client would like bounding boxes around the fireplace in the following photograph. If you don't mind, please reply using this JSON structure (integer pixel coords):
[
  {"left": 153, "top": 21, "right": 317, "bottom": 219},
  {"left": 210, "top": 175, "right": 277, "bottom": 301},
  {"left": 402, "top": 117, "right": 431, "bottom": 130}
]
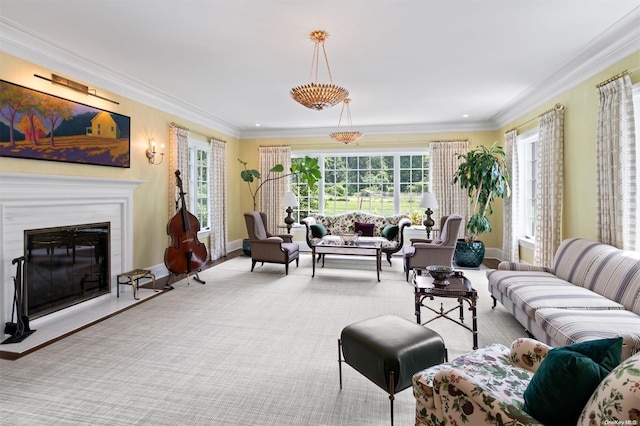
[
  {"left": 0, "top": 173, "right": 142, "bottom": 329},
  {"left": 24, "top": 222, "right": 111, "bottom": 319}
]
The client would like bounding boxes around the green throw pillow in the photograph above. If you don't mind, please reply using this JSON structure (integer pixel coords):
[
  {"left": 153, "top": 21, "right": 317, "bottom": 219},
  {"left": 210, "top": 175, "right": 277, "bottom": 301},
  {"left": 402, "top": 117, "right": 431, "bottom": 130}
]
[
  {"left": 523, "top": 337, "right": 623, "bottom": 426},
  {"left": 310, "top": 223, "right": 328, "bottom": 238},
  {"left": 381, "top": 224, "right": 399, "bottom": 240}
]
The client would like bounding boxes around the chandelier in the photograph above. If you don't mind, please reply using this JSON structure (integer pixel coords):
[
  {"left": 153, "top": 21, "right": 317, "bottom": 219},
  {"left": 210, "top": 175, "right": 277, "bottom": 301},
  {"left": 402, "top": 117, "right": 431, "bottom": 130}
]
[
  {"left": 290, "top": 30, "right": 349, "bottom": 110},
  {"left": 330, "top": 98, "right": 363, "bottom": 144}
]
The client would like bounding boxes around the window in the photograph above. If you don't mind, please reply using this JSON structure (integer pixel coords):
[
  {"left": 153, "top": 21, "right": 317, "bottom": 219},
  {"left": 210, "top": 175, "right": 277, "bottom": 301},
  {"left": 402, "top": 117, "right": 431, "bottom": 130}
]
[
  {"left": 399, "top": 154, "right": 430, "bottom": 222},
  {"left": 292, "top": 151, "right": 429, "bottom": 222},
  {"left": 518, "top": 130, "right": 538, "bottom": 240},
  {"left": 188, "top": 139, "right": 211, "bottom": 232}
]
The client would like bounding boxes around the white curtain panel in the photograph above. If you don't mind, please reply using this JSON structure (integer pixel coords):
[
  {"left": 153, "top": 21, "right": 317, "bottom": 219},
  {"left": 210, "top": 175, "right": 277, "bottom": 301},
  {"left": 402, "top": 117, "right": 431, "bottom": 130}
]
[
  {"left": 259, "top": 146, "right": 291, "bottom": 235},
  {"left": 502, "top": 130, "right": 520, "bottom": 262},
  {"left": 596, "top": 75, "right": 636, "bottom": 250},
  {"left": 534, "top": 108, "right": 564, "bottom": 267},
  {"left": 209, "top": 139, "right": 228, "bottom": 260},
  {"left": 429, "top": 140, "right": 469, "bottom": 239},
  {"left": 168, "top": 126, "right": 190, "bottom": 218}
]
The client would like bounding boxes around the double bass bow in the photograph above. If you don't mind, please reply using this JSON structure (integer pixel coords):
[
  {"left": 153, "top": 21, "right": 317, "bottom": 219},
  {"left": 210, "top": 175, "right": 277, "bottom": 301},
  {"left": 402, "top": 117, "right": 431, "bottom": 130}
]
[{"left": 164, "top": 170, "right": 207, "bottom": 285}]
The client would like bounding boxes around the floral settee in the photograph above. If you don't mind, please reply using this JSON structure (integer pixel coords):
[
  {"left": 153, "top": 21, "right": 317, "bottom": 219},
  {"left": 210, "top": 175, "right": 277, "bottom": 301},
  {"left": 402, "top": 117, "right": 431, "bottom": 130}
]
[
  {"left": 412, "top": 337, "right": 640, "bottom": 426},
  {"left": 300, "top": 211, "right": 411, "bottom": 265}
]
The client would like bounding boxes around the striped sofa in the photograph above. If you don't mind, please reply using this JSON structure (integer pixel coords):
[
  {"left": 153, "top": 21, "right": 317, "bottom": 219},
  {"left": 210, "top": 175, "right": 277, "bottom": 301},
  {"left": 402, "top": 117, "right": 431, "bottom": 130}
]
[{"left": 486, "top": 238, "right": 640, "bottom": 360}]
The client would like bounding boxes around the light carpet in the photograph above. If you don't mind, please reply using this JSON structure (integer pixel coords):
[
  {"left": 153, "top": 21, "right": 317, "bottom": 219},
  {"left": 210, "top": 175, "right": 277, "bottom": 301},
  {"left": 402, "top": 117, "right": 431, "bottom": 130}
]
[{"left": 0, "top": 254, "right": 527, "bottom": 426}]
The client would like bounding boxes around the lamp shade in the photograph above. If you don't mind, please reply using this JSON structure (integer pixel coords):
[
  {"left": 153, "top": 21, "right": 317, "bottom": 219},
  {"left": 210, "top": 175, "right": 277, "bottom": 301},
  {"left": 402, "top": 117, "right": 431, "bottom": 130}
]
[
  {"left": 420, "top": 192, "right": 438, "bottom": 209},
  {"left": 281, "top": 191, "right": 299, "bottom": 207}
]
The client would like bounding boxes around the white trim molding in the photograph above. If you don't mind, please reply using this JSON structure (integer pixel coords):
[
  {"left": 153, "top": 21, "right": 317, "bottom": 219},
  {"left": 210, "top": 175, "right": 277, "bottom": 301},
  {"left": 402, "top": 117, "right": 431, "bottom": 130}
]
[{"left": 0, "top": 173, "right": 143, "bottom": 327}]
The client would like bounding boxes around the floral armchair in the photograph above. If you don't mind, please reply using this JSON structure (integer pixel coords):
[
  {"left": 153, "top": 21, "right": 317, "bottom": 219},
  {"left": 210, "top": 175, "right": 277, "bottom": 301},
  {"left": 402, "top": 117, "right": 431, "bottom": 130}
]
[{"left": 412, "top": 337, "right": 640, "bottom": 426}]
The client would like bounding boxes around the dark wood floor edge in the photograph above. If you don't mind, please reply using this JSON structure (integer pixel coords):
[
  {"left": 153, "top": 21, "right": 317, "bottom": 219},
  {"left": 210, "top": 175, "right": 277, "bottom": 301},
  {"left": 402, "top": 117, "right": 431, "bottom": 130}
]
[
  {"left": 0, "top": 289, "right": 166, "bottom": 361},
  {"left": 2, "top": 251, "right": 248, "bottom": 360}
]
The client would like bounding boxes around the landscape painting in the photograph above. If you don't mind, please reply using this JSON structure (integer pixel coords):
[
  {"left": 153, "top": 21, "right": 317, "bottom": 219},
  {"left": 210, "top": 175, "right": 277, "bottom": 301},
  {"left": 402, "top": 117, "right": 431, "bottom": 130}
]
[{"left": 0, "top": 80, "right": 130, "bottom": 168}]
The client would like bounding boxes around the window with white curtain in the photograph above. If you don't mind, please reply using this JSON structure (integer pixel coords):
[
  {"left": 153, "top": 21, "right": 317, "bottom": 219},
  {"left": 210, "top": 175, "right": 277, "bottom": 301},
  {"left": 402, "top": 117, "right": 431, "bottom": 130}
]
[
  {"left": 518, "top": 129, "right": 539, "bottom": 241},
  {"left": 291, "top": 151, "right": 429, "bottom": 221},
  {"left": 188, "top": 138, "right": 211, "bottom": 232}
]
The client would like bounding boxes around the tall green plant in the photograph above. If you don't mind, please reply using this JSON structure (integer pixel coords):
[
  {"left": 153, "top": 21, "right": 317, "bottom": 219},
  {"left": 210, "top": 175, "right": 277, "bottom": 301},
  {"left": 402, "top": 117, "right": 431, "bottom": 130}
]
[
  {"left": 238, "top": 156, "right": 321, "bottom": 210},
  {"left": 452, "top": 142, "right": 510, "bottom": 240}
]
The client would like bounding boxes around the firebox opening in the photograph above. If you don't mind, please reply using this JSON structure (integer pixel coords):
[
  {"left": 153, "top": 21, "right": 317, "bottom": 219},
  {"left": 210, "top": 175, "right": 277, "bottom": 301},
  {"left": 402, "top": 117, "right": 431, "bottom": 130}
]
[{"left": 24, "top": 222, "right": 111, "bottom": 320}]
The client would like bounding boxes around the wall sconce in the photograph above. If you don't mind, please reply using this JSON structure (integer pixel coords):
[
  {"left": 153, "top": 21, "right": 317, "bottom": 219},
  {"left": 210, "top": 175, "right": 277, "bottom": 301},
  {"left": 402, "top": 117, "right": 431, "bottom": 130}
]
[
  {"left": 146, "top": 138, "right": 165, "bottom": 165},
  {"left": 34, "top": 73, "right": 120, "bottom": 105}
]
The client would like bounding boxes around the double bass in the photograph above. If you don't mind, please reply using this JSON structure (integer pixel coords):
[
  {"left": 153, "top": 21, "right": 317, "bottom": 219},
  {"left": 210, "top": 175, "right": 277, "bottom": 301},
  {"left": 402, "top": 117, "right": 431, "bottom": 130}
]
[{"left": 165, "top": 170, "right": 207, "bottom": 284}]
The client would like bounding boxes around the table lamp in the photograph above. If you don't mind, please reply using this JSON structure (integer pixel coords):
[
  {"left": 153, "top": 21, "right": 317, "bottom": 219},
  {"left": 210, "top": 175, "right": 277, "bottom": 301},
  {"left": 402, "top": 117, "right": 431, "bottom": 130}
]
[
  {"left": 281, "top": 191, "right": 299, "bottom": 233},
  {"left": 420, "top": 192, "right": 438, "bottom": 239}
]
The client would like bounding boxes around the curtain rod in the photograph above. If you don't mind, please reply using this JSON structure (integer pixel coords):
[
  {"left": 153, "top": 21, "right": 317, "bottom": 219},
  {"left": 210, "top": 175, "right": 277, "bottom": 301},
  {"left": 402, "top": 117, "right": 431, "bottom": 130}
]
[
  {"left": 429, "top": 139, "right": 469, "bottom": 143},
  {"left": 596, "top": 65, "right": 640, "bottom": 88},
  {"left": 506, "top": 103, "right": 565, "bottom": 134},
  {"left": 170, "top": 122, "right": 225, "bottom": 143}
]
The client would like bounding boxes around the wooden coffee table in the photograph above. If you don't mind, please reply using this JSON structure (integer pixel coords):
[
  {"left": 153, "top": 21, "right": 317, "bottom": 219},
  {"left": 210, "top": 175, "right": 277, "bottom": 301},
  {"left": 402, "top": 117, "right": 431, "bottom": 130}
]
[
  {"left": 413, "top": 268, "right": 478, "bottom": 349},
  {"left": 312, "top": 238, "right": 382, "bottom": 281}
]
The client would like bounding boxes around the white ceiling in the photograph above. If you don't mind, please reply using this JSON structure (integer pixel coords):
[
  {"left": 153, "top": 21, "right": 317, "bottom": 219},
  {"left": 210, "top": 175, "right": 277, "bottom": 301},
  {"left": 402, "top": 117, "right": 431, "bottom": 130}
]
[{"left": 1, "top": 1, "right": 639, "bottom": 139}]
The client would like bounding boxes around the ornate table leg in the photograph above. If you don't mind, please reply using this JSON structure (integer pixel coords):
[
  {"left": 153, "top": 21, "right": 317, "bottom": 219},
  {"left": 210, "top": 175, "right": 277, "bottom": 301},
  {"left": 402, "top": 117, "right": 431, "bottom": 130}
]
[
  {"left": 471, "top": 299, "right": 478, "bottom": 349},
  {"left": 414, "top": 293, "right": 422, "bottom": 324}
]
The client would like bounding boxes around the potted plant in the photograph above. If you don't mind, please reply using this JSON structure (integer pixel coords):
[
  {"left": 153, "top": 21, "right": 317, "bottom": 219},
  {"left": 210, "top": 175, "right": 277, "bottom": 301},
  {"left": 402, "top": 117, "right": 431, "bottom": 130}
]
[
  {"left": 238, "top": 156, "right": 321, "bottom": 254},
  {"left": 451, "top": 142, "right": 510, "bottom": 267}
]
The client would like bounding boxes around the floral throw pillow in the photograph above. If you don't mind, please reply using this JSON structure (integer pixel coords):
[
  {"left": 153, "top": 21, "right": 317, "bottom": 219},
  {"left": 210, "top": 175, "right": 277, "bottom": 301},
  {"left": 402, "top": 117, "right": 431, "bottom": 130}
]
[{"left": 578, "top": 350, "right": 640, "bottom": 425}]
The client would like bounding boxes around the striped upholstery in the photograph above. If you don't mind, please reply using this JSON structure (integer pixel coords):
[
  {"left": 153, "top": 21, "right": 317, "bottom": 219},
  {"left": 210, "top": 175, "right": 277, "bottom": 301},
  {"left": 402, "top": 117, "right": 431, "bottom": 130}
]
[
  {"left": 488, "top": 270, "right": 623, "bottom": 312},
  {"left": 633, "top": 289, "right": 640, "bottom": 315},
  {"left": 581, "top": 250, "right": 640, "bottom": 313},
  {"left": 487, "top": 238, "right": 640, "bottom": 359},
  {"left": 552, "top": 238, "right": 618, "bottom": 288},
  {"left": 500, "top": 275, "right": 624, "bottom": 318},
  {"left": 497, "top": 262, "right": 551, "bottom": 272},
  {"left": 552, "top": 238, "right": 640, "bottom": 313},
  {"left": 534, "top": 308, "right": 640, "bottom": 360}
]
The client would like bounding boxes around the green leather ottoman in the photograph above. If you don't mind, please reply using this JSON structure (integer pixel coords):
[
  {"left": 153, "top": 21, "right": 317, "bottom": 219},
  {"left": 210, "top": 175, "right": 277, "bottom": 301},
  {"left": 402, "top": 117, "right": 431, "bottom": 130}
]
[{"left": 338, "top": 314, "right": 446, "bottom": 425}]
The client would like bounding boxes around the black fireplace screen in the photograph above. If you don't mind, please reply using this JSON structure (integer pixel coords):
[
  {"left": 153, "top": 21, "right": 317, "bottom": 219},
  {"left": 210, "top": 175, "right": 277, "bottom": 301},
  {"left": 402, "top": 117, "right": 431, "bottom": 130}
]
[{"left": 24, "top": 222, "right": 110, "bottom": 319}]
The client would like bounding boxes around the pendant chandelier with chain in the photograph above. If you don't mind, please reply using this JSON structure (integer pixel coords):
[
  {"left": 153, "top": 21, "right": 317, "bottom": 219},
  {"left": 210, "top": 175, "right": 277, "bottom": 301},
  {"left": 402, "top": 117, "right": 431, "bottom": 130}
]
[
  {"left": 290, "top": 30, "right": 349, "bottom": 111},
  {"left": 330, "top": 98, "right": 363, "bottom": 144}
]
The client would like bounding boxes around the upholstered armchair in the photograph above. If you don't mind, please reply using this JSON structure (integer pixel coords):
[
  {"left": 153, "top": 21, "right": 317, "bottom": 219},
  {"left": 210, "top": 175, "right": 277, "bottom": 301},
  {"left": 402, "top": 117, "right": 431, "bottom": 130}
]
[
  {"left": 402, "top": 214, "right": 462, "bottom": 281},
  {"left": 243, "top": 211, "right": 300, "bottom": 275},
  {"left": 413, "top": 337, "right": 640, "bottom": 426}
]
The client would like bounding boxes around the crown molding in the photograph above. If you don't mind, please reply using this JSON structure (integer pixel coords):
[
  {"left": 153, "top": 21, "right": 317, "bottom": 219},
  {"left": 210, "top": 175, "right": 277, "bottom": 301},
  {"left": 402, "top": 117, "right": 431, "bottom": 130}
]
[
  {"left": 244, "top": 7, "right": 640, "bottom": 139},
  {"left": 0, "top": 18, "right": 242, "bottom": 138},
  {"left": 239, "top": 119, "right": 495, "bottom": 139},
  {"left": 2, "top": 7, "right": 638, "bottom": 140},
  {"left": 491, "top": 7, "right": 640, "bottom": 129}
]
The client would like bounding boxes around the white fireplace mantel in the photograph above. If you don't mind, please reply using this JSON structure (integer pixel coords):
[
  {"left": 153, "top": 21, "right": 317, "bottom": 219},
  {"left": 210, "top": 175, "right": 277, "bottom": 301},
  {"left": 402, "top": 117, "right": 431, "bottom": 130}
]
[{"left": 0, "top": 172, "right": 143, "bottom": 328}]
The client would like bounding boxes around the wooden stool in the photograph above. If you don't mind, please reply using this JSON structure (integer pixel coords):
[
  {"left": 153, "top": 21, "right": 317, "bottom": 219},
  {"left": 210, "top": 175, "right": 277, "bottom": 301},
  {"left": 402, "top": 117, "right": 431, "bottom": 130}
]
[{"left": 117, "top": 269, "right": 156, "bottom": 300}]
